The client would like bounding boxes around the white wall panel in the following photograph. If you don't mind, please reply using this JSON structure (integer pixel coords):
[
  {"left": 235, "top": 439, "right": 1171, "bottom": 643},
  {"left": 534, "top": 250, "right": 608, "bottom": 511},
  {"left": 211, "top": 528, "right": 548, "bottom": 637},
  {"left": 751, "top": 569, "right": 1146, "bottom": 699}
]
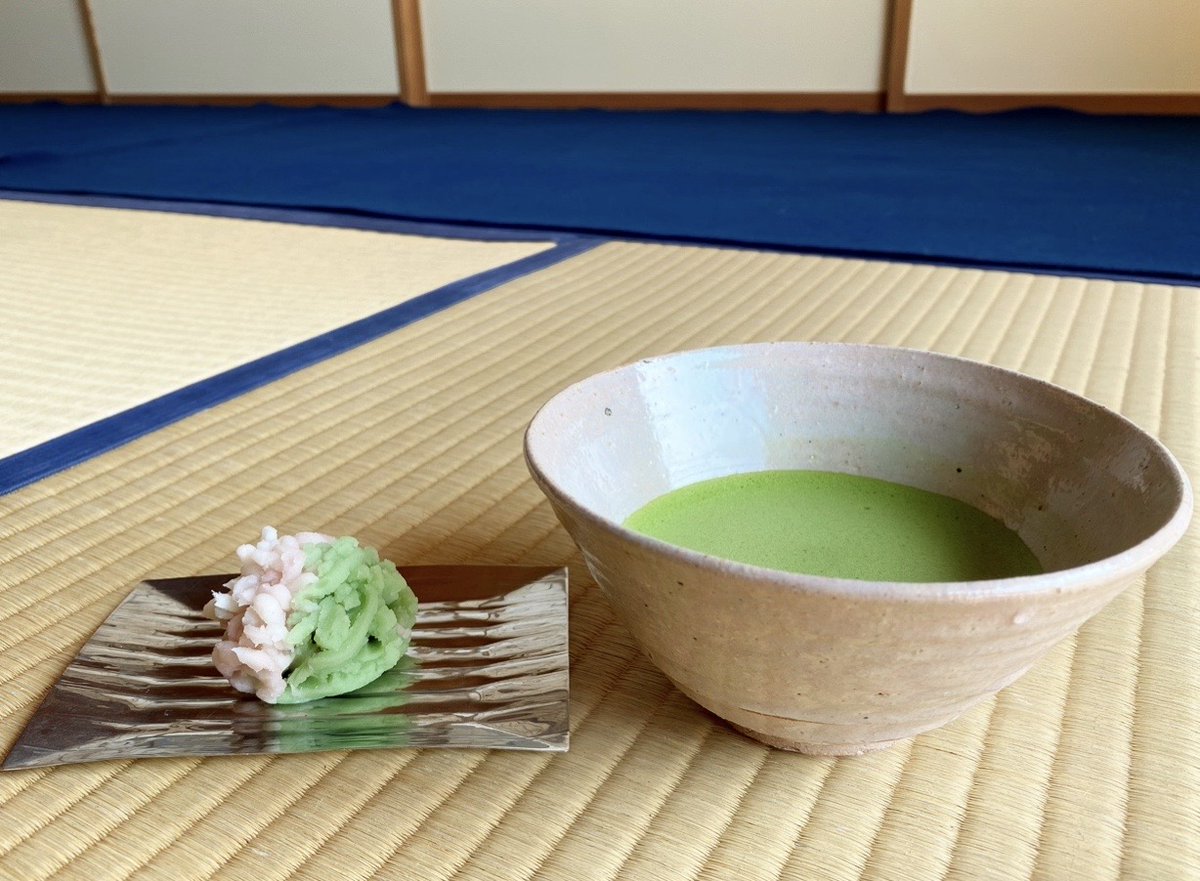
[
  {"left": 908, "top": 0, "right": 1200, "bottom": 94},
  {"left": 0, "top": 0, "right": 96, "bottom": 93},
  {"left": 423, "top": 1, "right": 889, "bottom": 93},
  {"left": 91, "top": 0, "right": 400, "bottom": 95}
]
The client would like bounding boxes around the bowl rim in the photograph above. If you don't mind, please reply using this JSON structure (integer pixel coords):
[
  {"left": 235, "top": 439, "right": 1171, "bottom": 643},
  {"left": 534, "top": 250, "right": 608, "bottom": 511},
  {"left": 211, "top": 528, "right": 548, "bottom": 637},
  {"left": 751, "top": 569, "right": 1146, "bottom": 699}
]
[{"left": 524, "top": 341, "right": 1194, "bottom": 602}]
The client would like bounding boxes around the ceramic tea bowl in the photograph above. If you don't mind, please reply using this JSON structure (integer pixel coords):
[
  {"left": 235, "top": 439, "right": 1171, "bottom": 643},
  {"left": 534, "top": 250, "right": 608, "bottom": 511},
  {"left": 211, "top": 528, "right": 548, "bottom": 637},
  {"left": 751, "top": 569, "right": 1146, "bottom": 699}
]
[{"left": 524, "top": 342, "right": 1192, "bottom": 755}]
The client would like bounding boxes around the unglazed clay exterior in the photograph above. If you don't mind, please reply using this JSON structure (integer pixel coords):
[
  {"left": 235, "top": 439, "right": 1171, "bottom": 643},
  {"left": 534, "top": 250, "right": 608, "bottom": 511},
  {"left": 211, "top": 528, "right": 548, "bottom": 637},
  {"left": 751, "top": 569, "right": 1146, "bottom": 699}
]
[{"left": 524, "top": 343, "right": 1193, "bottom": 755}]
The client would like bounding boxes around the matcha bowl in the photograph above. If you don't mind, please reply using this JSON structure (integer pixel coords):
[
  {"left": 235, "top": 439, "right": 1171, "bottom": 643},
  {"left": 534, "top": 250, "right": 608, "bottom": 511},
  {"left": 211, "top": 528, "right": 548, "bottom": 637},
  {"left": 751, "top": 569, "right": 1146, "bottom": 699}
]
[{"left": 524, "top": 342, "right": 1192, "bottom": 755}]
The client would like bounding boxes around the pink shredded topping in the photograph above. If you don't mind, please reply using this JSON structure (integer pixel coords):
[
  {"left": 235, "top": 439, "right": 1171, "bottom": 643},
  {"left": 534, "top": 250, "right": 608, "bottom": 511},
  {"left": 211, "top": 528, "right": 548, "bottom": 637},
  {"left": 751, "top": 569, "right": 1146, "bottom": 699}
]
[{"left": 204, "top": 526, "right": 334, "bottom": 702}]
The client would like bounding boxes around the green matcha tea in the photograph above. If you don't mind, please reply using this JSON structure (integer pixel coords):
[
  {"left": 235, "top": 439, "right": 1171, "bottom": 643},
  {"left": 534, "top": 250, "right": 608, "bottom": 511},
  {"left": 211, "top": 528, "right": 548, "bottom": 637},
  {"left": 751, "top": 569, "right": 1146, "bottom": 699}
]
[{"left": 623, "top": 470, "right": 1041, "bottom": 582}]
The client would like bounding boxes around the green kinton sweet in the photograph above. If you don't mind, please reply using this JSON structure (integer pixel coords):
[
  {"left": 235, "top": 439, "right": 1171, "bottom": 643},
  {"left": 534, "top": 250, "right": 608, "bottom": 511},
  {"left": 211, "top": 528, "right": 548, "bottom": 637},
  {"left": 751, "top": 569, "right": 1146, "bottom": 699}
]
[
  {"left": 279, "top": 538, "right": 419, "bottom": 703},
  {"left": 207, "top": 528, "right": 418, "bottom": 704}
]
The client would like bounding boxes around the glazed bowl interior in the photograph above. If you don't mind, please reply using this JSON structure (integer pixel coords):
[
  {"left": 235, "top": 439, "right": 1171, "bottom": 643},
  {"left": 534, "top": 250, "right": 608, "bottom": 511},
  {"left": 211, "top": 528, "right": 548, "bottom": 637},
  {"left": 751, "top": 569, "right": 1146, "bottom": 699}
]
[{"left": 528, "top": 343, "right": 1189, "bottom": 583}]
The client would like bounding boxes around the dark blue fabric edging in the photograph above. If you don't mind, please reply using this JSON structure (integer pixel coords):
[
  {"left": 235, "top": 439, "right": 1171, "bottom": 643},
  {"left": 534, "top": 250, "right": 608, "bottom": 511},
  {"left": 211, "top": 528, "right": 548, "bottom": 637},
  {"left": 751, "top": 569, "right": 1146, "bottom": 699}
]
[{"left": 0, "top": 196, "right": 599, "bottom": 495}]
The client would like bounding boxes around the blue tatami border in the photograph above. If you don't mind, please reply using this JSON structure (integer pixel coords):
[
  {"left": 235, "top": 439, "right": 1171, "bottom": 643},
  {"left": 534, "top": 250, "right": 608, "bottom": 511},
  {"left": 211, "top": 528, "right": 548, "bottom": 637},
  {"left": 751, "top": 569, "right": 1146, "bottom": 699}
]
[{"left": 0, "top": 190, "right": 600, "bottom": 495}]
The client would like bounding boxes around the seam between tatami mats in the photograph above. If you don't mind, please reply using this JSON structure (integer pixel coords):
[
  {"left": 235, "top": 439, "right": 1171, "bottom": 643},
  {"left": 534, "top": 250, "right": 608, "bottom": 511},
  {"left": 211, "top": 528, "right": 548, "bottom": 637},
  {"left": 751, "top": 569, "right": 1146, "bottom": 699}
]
[
  {"left": 0, "top": 193, "right": 600, "bottom": 496},
  {"left": 0, "top": 242, "right": 624, "bottom": 525}
]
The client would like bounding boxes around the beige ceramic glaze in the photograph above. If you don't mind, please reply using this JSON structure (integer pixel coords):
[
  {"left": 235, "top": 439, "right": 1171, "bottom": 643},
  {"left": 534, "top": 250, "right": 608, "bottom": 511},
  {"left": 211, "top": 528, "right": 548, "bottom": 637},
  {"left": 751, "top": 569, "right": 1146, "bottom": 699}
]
[{"left": 524, "top": 343, "right": 1193, "bottom": 755}]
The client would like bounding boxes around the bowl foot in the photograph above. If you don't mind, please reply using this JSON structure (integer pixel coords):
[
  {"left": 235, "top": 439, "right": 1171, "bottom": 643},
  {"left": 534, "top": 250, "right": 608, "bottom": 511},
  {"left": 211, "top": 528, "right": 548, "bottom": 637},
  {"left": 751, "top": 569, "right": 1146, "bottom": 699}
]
[{"left": 731, "top": 723, "right": 904, "bottom": 756}]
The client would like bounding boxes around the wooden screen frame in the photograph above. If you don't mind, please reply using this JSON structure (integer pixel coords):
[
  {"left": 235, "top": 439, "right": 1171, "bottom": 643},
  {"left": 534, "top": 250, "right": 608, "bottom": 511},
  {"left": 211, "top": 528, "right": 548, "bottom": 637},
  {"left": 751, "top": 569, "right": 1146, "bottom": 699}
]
[
  {"left": 78, "top": 0, "right": 110, "bottom": 103},
  {"left": 2, "top": 0, "right": 1197, "bottom": 114},
  {"left": 392, "top": 0, "right": 428, "bottom": 106}
]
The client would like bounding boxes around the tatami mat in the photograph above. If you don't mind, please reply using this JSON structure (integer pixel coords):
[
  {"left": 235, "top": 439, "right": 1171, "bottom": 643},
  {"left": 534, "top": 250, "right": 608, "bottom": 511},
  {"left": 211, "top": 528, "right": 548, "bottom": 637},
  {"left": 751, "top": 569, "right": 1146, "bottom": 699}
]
[
  {"left": 0, "top": 241, "right": 1195, "bottom": 881},
  {"left": 0, "top": 198, "right": 553, "bottom": 460}
]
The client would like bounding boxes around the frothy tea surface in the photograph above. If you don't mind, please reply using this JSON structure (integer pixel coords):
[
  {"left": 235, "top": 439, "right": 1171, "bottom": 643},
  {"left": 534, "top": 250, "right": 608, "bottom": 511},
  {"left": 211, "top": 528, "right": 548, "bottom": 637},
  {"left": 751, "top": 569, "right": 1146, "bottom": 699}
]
[{"left": 623, "top": 470, "right": 1042, "bottom": 582}]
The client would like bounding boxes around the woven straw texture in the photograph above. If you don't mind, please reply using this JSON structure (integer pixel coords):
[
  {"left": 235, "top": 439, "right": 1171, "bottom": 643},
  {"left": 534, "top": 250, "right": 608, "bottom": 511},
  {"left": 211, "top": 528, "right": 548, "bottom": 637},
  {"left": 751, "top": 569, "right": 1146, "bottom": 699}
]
[
  {"left": 1, "top": 240, "right": 1196, "bottom": 881},
  {"left": 0, "top": 198, "right": 552, "bottom": 458}
]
